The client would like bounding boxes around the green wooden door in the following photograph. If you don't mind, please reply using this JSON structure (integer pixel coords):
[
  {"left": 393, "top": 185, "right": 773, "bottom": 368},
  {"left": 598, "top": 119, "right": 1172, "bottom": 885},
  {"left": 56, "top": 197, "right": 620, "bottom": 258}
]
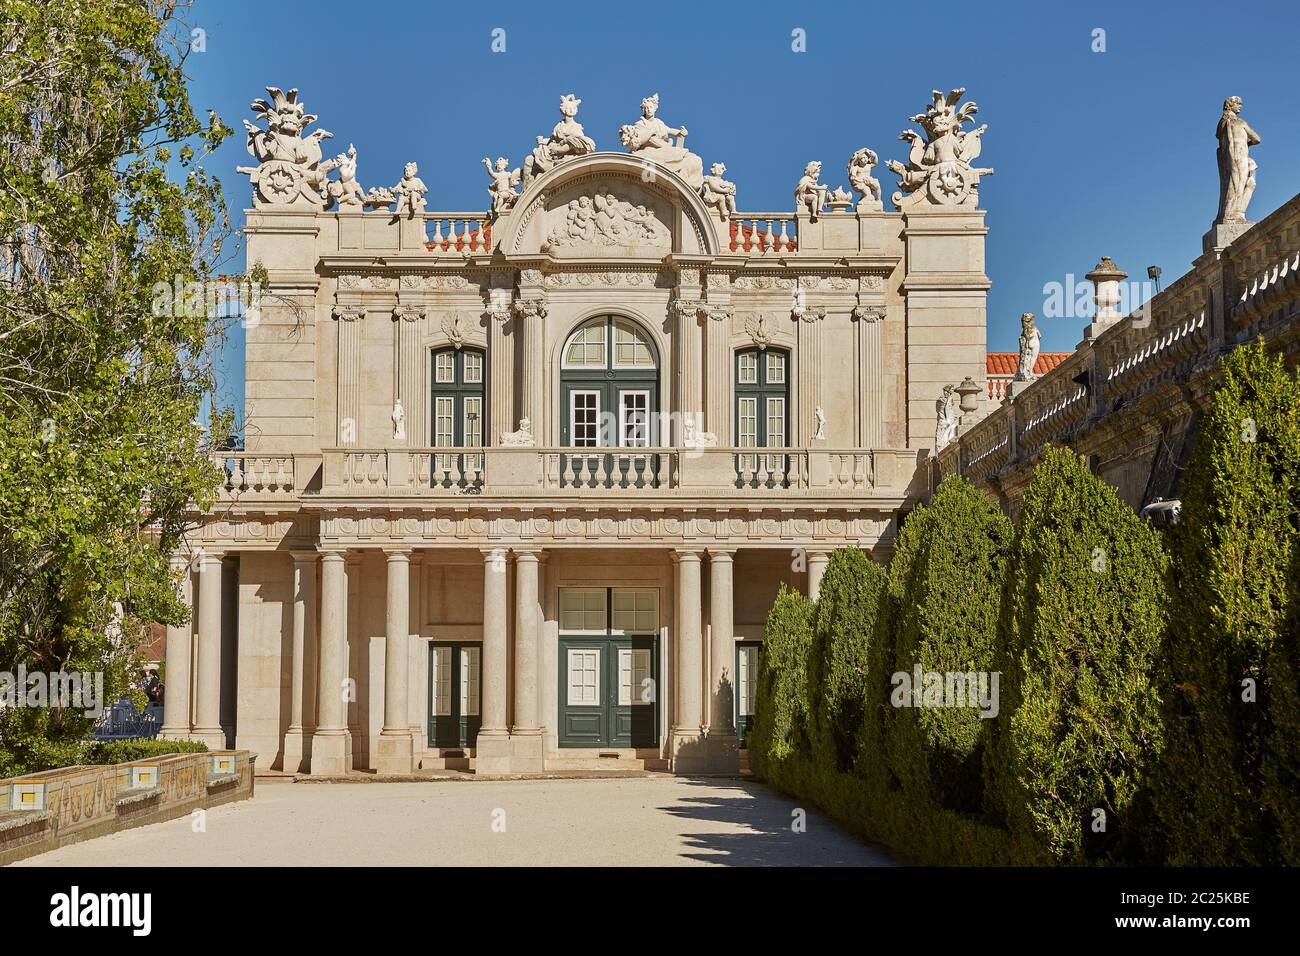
[
  {"left": 428, "top": 643, "right": 482, "bottom": 749},
  {"left": 558, "top": 634, "right": 658, "bottom": 748}
]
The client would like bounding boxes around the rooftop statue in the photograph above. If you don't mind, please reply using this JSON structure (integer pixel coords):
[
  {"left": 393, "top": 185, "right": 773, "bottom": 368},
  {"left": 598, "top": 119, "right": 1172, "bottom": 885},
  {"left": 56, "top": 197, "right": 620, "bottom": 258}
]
[
  {"left": 700, "top": 162, "right": 738, "bottom": 220},
  {"left": 1014, "top": 312, "right": 1041, "bottom": 383},
  {"left": 522, "top": 94, "right": 597, "bottom": 186},
  {"left": 848, "top": 147, "right": 882, "bottom": 211},
  {"left": 619, "top": 93, "right": 704, "bottom": 191},
  {"left": 237, "top": 87, "right": 334, "bottom": 208},
  {"left": 393, "top": 162, "right": 428, "bottom": 218},
  {"left": 795, "top": 161, "right": 829, "bottom": 219},
  {"left": 934, "top": 383, "right": 958, "bottom": 452},
  {"left": 885, "top": 88, "right": 993, "bottom": 209},
  {"left": 483, "top": 156, "right": 522, "bottom": 216},
  {"left": 1215, "top": 96, "right": 1261, "bottom": 224},
  {"left": 324, "top": 144, "right": 365, "bottom": 209}
]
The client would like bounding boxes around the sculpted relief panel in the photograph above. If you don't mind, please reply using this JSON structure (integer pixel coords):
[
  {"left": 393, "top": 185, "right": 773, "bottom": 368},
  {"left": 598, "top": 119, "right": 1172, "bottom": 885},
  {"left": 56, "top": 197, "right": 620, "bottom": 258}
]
[{"left": 539, "top": 181, "right": 673, "bottom": 256}]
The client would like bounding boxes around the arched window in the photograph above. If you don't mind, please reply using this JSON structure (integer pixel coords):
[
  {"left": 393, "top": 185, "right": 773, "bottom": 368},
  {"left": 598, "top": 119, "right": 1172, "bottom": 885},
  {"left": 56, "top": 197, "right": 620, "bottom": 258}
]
[
  {"left": 735, "top": 347, "right": 788, "bottom": 475},
  {"left": 431, "top": 346, "right": 484, "bottom": 477},
  {"left": 560, "top": 316, "right": 659, "bottom": 448}
]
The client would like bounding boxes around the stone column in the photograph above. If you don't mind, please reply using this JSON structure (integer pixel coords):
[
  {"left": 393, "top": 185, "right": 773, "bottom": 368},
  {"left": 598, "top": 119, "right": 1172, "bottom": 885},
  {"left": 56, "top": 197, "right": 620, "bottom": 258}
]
[
  {"left": 191, "top": 550, "right": 226, "bottom": 749},
  {"left": 310, "top": 550, "right": 351, "bottom": 775},
  {"left": 160, "top": 552, "right": 193, "bottom": 740},
  {"left": 853, "top": 303, "right": 886, "bottom": 447},
  {"left": 514, "top": 298, "right": 547, "bottom": 435},
  {"left": 703, "top": 305, "right": 733, "bottom": 445},
  {"left": 807, "top": 550, "right": 831, "bottom": 602},
  {"left": 705, "top": 549, "right": 740, "bottom": 773},
  {"left": 282, "top": 550, "right": 317, "bottom": 772},
  {"left": 510, "top": 549, "right": 544, "bottom": 771},
  {"left": 671, "top": 549, "right": 706, "bottom": 772},
  {"left": 376, "top": 549, "right": 414, "bottom": 774},
  {"left": 487, "top": 304, "right": 514, "bottom": 446},
  {"left": 476, "top": 547, "right": 512, "bottom": 772},
  {"left": 674, "top": 299, "right": 704, "bottom": 442}
]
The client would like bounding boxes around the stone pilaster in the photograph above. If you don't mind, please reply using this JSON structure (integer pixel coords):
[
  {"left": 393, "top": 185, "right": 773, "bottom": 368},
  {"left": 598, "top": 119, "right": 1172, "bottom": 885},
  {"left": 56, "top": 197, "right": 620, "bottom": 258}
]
[
  {"left": 282, "top": 550, "right": 317, "bottom": 773},
  {"left": 393, "top": 306, "right": 424, "bottom": 446},
  {"left": 510, "top": 549, "right": 544, "bottom": 772},
  {"left": 376, "top": 549, "right": 414, "bottom": 774},
  {"left": 487, "top": 298, "right": 514, "bottom": 446},
  {"left": 853, "top": 303, "right": 887, "bottom": 447},
  {"left": 513, "top": 296, "right": 547, "bottom": 437},
  {"left": 160, "top": 552, "right": 193, "bottom": 740},
  {"left": 792, "top": 282, "right": 826, "bottom": 446},
  {"left": 191, "top": 550, "right": 226, "bottom": 749},
  {"left": 310, "top": 550, "right": 352, "bottom": 775},
  {"left": 703, "top": 305, "right": 733, "bottom": 445},
  {"left": 476, "top": 548, "right": 512, "bottom": 773},
  {"left": 334, "top": 305, "right": 364, "bottom": 444},
  {"left": 670, "top": 549, "right": 707, "bottom": 772},
  {"left": 674, "top": 300, "right": 704, "bottom": 444}
]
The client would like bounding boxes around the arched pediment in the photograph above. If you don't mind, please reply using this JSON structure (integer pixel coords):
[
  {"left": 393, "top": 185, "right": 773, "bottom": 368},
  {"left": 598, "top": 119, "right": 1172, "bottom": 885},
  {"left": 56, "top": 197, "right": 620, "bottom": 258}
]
[{"left": 497, "top": 153, "right": 721, "bottom": 259}]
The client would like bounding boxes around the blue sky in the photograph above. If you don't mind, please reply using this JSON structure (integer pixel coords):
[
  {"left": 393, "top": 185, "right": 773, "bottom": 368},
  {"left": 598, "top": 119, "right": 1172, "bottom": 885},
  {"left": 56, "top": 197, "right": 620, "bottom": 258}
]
[{"left": 187, "top": 0, "right": 1299, "bottom": 422}]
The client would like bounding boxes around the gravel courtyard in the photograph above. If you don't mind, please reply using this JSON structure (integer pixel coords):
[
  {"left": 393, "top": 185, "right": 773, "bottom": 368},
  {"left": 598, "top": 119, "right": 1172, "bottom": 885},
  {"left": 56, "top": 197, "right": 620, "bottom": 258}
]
[{"left": 16, "top": 775, "right": 896, "bottom": 867}]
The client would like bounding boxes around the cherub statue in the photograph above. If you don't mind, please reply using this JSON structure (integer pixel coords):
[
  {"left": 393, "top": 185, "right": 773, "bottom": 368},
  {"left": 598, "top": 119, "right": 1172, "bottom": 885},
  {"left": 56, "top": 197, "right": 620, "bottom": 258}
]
[
  {"left": 522, "top": 94, "right": 597, "bottom": 185},
  {"left": 848, "top": 147, "right": 881, "bottom": 211},
  {"left": 934, "top": 384, "right": 958, "bottom": 452},
  {"left": 482, "top": 156, "right": 521, "bottom": 216},
  {"left": 1014, "top": 312, "right": 1041, "bottom": 382},
  {"left": 619, "top": 93, "right": 704, "bottom": 190},
  {"left": 795, "top": 161, "right": 829, "bottom": 219},
  {"left": 393, "top": 162, "right": 427, "bottom": 218},
  {"left": 700, "top": 162, "right": 737, "bottom": 220},
  {"left": 324, "top": 143, "right": 365, "bottom": 208}
]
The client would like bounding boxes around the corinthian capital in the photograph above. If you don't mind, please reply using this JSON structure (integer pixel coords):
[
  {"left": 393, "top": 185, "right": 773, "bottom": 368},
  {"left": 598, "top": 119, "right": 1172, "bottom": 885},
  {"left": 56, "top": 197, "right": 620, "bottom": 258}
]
[
  {"left": 333, "top": 305, "right": 365, "bottom": 322},
  {"left": 512, "top": 297, "right": 548, "bottom": 321},
  {"left": 852, "top": 305, "right": 885, "bottom": 323}
]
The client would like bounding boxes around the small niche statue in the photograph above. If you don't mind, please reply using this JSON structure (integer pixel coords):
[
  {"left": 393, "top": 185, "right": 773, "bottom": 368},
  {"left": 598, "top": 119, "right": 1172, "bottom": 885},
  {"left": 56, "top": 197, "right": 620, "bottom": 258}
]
[{"left": 392, "top": 398, "right": 406, "bottom": 441}]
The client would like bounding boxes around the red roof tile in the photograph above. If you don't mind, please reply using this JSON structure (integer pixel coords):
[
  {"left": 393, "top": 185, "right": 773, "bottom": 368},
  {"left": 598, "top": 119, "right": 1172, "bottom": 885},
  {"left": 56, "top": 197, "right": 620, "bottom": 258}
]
[{"left": 986, "top": 352, "right": 1071, "bottom": 376}]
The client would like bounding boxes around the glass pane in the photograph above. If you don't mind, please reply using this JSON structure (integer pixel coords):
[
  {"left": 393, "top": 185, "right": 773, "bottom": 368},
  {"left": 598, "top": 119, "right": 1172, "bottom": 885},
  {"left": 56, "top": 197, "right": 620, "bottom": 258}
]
[
  {"left": 738, "top": 397, "right": 757, "bottom": 447},
  {"left": 738, "top": 352, "right": 757, "bottom": 385},
  {"left": 766, "top": 352, "right": 785, "bottom": 384},
  {"left": 560, "top": 588, "right": 607, "bottom": 631},
  {"left": 613, "top": 321, "right": 654, "bottom": 368},
  {"left": 766, "top": 397, "right": 786, "bottom": 447},
  {"left": 465, "top": 646, "right": 480, "bottom": 716},
  {"left": 631, "top": 649, "right": 652, "bottom": 705},
  {"left": 435, "top": 352, "right": 455, "bottom": 384},
  {"left": 618, "top": 648, "right": 633, "bottom": 706},
  {"left": 434, "top": 397, "right": 454, "bottom": 446},
  {"left": 567, "top": 649, "right": 600, "bottom": 705},
  {"left": 612, "top": 588, "right": 657, "bottom": 632},
  {"left": 571, "top": 392, "right": 599, "bottom": 448},
  {"left": 738, "top": 646, "right": 757, "bottom": 716},
  {"left": 565, "top": 321, "right": 606, "bottom": 368},
  {"left": 463, "top": 397, "right": 482, "bottom": 447},
  {"left": 463, "top": 351, "right": 483, "bottom": 384},
  {"left": 620, "top": 392, "right": 649, "bottom": 448}
]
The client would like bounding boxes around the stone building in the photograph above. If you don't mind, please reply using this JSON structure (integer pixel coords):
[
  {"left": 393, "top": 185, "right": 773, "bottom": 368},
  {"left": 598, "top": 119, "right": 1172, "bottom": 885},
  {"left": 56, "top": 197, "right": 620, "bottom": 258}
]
[{"left": 163, "top": 85, "right": 995, "bottom": 775}]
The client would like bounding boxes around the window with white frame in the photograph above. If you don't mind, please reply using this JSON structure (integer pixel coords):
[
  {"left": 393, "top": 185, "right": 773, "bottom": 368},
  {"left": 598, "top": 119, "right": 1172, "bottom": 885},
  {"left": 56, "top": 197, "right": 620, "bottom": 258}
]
[
  {"left": 611, "top": 588, "right": 658, "bottom": 633},
  {"left": 559, "top": 588, "right": 608, "bottom": 632}
]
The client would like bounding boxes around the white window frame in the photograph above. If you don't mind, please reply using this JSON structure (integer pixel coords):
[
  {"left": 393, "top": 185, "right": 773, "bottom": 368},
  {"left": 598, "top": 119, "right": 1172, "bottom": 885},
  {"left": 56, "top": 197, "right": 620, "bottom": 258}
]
[
  {"left": 562, "top": 321, "right": 608, "bottom": 370},
  {"left": 611, "top": 319, "right": 656, "bottom": 370},
  {"left": 567, "top": 648, "right": 601, "bottom": 706},
  {"left": 738, "top": 352, "right": 758, "bottom": 385},
  {"left": 434, "top": 352, "right": 455, "bottom": 384},
  {"left": 611, "top": 588, "right": 658, "bottom": 634},
  {"left": 559, "top": 588, "right": 608, "bottom": 633},
  {"left": 570, "top": 390, "right": 601, "bottom": 449},
  {"left": 618, "top": 389, "right": 651, "bottom": 449}
]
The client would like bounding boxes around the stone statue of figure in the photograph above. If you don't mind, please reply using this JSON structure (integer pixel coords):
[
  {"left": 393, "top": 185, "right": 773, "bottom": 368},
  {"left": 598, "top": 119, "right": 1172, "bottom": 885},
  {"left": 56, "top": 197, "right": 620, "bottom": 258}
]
[
  {"left": 523, "top": 94, "right": 597, "bottom": 185},
  {"left": 323, "top": 143, "right": 366, "bottom": 208},
  {"left": 700, "top": 162, "right": 738, "bottom": 219},
  {"left": 393, "top": 162, "right": 427, "bottom": 218},
  {"left": 934, "top": 384, "right": 958, "bottom": 452},
  {"left": 848, "top": 147, "right": 882, "bottom": 210},
  {"left": 812, "top": 405, "right": 827, "bottom": 441},
  {"left": 500, "top": 417, "right": 534, "bottom": 447},
  {"left": 795, "top": 161, "right": 829, "bottom": 219},
  {"left": 482, "top": 156, "right": 521, "bottom": 215},
  {"left": 1215, "top": 96, "right": 1261, "bottom": 223},
  {"left": 619, "top": 93, "right": 704, "bottom": 190},
  {"left": 392, "top": 399, "right": 406, "bottom": 441},
  {"left": 1015, "top": 311, "right": 1041, "bottom": 382}
]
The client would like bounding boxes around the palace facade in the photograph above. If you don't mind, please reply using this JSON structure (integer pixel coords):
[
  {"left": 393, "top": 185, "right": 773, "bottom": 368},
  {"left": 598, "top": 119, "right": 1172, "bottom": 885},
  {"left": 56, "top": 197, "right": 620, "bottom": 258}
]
[{"left": 162, "top": 86, "right": 994, "bottom": 774}]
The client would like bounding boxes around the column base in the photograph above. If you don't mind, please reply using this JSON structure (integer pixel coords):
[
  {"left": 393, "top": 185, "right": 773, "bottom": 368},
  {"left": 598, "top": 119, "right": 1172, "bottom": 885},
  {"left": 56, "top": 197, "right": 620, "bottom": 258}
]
[
  {"left": 281, "top": 728, "right": 308, "bottom": 774},
  {"left": 159, "top": 727, "right": 197, "bottom": 742},
  {"left": 671, "top": 729, "right": 739, "bottom": 775},
  {"left": 191, "top": 727, "right": 227, "bottom": 750},
  {"left": 473, "top": 731, "right": 513, "bottom": 774},
  {"left": 509, "top": 731, "right": 545, "bottom": 774},
  {"left": 373, "top": 731, "right": 415, "bottom": 774},
  {"left": 309, "top": 730, "right": 353, "bottom": 776}
]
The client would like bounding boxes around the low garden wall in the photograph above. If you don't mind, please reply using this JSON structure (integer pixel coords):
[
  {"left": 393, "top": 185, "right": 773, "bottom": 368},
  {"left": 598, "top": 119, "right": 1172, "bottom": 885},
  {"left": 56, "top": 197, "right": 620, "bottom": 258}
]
[{"left": 0, "top": 750, "right": 255, "bottom": 865}]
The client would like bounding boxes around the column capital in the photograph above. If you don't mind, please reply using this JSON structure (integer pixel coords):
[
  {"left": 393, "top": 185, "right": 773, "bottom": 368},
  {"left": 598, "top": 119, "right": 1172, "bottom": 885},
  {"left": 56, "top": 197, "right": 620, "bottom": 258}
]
[
  {"left": 393, "top": 305, "right": 423, "bottom": 323},
  {"left": 382, "top": 547, "right": 412, "bottom": 561},
  {"left": 319, "top": 549, "right": 347, "bottom": 564},
  {"left": 511, "top": 296, "right": 548, "bottom": 321},
  {"left": 333, "top": 305, "right": 365, "bottom": 322},
  {"left": 512, "top": 547, "right": 541, "bottom": 562},
  {"left": 706, "top": 548, "right": 737, "bottom": 560},
  {"left": 289, "top": 548, "right": 319, "bottom": 563}
]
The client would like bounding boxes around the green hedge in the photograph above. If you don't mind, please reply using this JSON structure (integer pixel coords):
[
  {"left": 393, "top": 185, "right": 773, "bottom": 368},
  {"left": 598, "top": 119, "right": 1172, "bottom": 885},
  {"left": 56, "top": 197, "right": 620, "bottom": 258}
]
[
  {"left": 83, "top": 738, "right": 208, "bottom": 765},
  {"left": 884, "top": 478, "right": 1011, "bottom": 814},
  {"left": 748, "top": 584, "right": 815, "bottom": 775},
  {"left": 0, "top": 706, "right": 208, "bottom": 777},
  {"left": 985, "top": 447, "right": 1168, "bottom": 863},
  {"left": 1153, "top": 338, "right": 1300, "bottom": 865}
]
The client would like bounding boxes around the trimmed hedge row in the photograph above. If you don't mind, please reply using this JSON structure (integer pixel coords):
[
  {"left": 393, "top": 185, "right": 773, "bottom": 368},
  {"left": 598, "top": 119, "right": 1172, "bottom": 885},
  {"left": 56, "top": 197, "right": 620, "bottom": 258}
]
[{"left": 750, "top": 339, "right": 1300, "bottom": 866}]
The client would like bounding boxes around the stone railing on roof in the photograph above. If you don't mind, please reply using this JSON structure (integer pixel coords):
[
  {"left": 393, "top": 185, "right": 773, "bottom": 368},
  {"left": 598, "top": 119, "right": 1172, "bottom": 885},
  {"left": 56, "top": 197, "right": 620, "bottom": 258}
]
[{"left": 938, "top": 190, "right": 1300, "bottom": 511}]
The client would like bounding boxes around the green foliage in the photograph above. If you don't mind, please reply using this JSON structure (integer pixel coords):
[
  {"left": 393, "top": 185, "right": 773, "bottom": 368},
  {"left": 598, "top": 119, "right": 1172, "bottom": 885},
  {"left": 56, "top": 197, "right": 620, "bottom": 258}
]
[
  {"left": 0, "top": 2, "right": 235, "bottom": 755},
  {"left": 808, "top": 549, "right": 886, "bottom": 772},
  {"left": 84, "top": 737, "right": 207, "bottom": 765},
  {"left": 748, "top": 585, "right": 814, "bottom": 776},
  {"left": 884, "top": 477, "right": 1012, "bottom": 813},
  {"left": 986, "top": 447, "right": 1168, "bottom": 863},
  {"left": 1153, "top": 339, "right": 1300, "bottom": 865}
]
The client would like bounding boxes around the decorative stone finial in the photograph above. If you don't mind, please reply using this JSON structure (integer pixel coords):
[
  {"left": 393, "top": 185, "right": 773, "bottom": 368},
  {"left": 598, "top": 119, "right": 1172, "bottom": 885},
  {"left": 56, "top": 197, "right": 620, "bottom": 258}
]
[
  {"left": 1086, "top": 256, "right": 1128, "bottom": 336},
  {"left": 236, "top": 86, "right": 334, "bottom": 208},
  {"left": 884, "top": 87, "right": 993, "bottom": 209}
]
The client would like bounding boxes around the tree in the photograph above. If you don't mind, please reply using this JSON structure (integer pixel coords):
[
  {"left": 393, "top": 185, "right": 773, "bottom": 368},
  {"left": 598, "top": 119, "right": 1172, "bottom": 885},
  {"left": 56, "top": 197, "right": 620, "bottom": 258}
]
[
  {"left": 808, "top": 548, "right": 886, "bottom": 772},
  {"left": 1153, "top": 339, "right": 1300, "bottom": 864},
  {"left": 748, "top": 585, "right": 815, "bottom": 777},
  {"left": 883, "top": 477, "right": 1012, "bottom": 813},
  {"left": 0, "top": 1, "right": 233, "bottom": 768},
  {"left": 986, "top": 447, "right": 1168, "bottom": 863}
]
